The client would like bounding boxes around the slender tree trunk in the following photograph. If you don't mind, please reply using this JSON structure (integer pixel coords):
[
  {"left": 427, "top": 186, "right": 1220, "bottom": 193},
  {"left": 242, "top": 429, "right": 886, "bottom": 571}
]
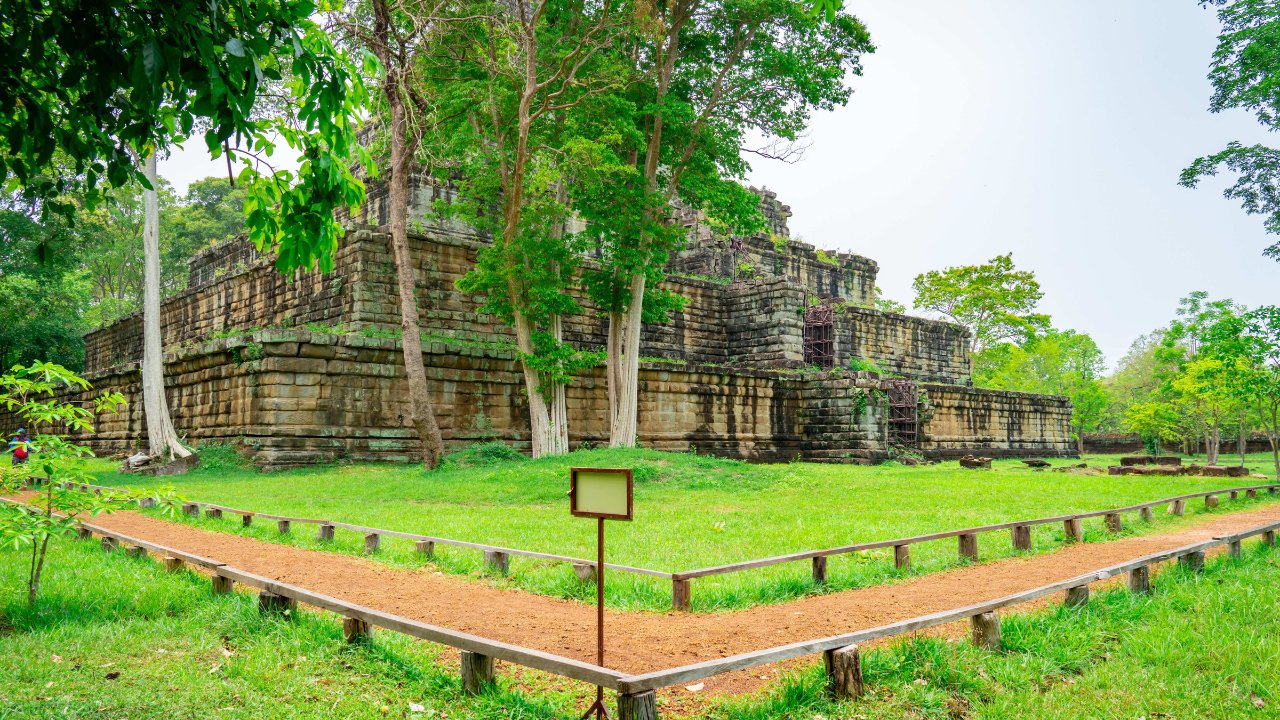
[
  {"left": 512, "top": 311, "right": 566, "bottom": 458},
  {"left": 549, "top": 315, "right": 569, "bottom": 453},
  {"left": 1270, "top": 404, "right": 1279, "bottom": 480},
  {"left": 1239, "top": 411, "right": 1248, "bottom": 465},
  {"left": 609, "top": 273, "right": 646, "bottom": 447},
  {"left": 1210, "top": 421, "right": 1221, "bottom": 465},
  {"left": 140, "top": 152, "right": 191, "bottom": 462},
  {"left": 381, "top": 60, "right": 448, "bottom": 471}
]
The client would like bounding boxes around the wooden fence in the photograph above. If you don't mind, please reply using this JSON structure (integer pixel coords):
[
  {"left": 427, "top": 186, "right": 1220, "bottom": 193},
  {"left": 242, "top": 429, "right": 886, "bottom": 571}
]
[
  {"left": 13, "top": 478, "right": 1280, "bottom": 719},
  {"left": 611, "top": 519, "right": 1280, "bottom": 705},
  {"left": 58, "top": 478, "right": 1280, "bottom": 612},
  {"left": 668, "top": 482, "right": 1280, "bottom": 610}
]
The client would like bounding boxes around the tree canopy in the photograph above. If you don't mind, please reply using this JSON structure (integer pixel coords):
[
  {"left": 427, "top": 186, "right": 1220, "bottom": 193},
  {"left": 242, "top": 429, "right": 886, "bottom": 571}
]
[
  {"left": 1181, "top": 0, "right": 1280, "bottom": 260},
  {"left": 1, "top": 0, "right": 369, "bottom": 272},
  {"left": 911, "top": 253, "right": 1049, "bottom": 353}
]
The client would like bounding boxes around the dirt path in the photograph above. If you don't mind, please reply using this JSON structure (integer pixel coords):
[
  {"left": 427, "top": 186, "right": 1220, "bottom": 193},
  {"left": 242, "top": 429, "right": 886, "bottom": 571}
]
[{"left": 80, "top": 503, "right": 1280, "bottom": 700}]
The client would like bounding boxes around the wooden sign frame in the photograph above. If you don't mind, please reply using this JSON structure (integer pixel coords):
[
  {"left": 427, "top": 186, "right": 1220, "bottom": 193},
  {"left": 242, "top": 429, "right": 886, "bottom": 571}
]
[{"left": 569, "top": 467, "right": 634, "bottom": 521}]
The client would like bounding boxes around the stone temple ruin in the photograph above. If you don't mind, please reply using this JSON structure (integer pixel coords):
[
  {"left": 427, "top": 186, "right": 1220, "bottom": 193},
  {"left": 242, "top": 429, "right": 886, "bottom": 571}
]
[{"left": 61, "top": 176, "right": 1074, "bottom": 469}]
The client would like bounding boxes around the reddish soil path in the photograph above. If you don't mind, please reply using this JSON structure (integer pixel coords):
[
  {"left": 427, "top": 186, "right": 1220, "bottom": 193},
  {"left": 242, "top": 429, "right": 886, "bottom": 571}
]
[{"left": 82, "top": 503, "right": 1280, "bottom": 699}]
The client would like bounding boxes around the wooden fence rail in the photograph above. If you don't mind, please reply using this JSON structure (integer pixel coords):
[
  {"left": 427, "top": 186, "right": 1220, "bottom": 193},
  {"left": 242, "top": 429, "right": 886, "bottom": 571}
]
[
  {"left": 12, "top": 483, "right": 1280, "bottom": 720},
  {"left": 62, "top": 478, "right": 1280, "bottom": 613},
  {"left": 667, "top": 482, "right": 1279, "bottom": 610},
  {"left": 65, "top": 481, "right": 673, "bottom": 581},
  {"left": 74, "top": 519, "right": 627, "bottom": 690},
  {"left": 615, "top": 519, "right": 1280, "bottom": 699}
]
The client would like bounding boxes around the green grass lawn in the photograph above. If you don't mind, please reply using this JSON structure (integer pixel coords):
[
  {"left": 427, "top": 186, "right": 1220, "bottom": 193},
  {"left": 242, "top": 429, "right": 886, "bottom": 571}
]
[
  {"left": 2, "top": 521, "right": 1277, "bottom": 719},
  {"left": 83, "top": 446, "right": 1280, "bottom": 611},
  {"left": 725, "top": 541, "right": 1280, "bottom": 720}
]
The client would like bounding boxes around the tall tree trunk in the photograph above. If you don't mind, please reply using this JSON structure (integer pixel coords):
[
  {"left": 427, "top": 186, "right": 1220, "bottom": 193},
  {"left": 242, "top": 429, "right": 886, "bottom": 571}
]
[
  {"left": 383, "top": 53, "right": 445, "bottom": 469},
  {"left": 141, "top": 152, "right": 191, "bottom": 462},
  {"left": 609, "top": 273, "right": 646, "bottom": 447},
  {"left": 512, "top": 311, "right": 566, "bottom": 458},
  {"left": 1239, "top": 411, "right": 1248, "bottom": 465},
  {"left": 1207, "top": 421, "right": 1220, "bottom": 465},
  {"left": 1271, "top": 435, "right": 1279, "bottom": 480}
]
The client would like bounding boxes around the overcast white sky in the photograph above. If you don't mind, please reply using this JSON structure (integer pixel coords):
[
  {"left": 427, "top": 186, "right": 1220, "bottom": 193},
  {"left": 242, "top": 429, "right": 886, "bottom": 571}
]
[
  {"left": 163, "top": 1, "right": 1274, "bottom": 370},
  {"left": 744, "top": 0, "right": 1275, "bottom": 368}
]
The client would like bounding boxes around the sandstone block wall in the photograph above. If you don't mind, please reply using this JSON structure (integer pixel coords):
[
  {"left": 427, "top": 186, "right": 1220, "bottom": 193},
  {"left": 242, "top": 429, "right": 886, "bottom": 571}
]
[
  {"left": 919, "top": 384, "right": 1074, "bottom": 459},
  {"left": 724, "top": 277, "right": 806, "bottom": 367},
  {"left": 836, "top": 307, "right": 971, "bottom": 384},
  {"left": 62, "top": 208, "right": 1073, "bottom": 467},
  {"left": 62, "top": 332, "right": 814, "bottom": 469}
]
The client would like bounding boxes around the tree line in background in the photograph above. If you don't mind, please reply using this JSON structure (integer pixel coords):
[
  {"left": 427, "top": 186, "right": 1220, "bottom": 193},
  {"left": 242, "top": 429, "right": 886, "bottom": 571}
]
[
  {"left": 0, "top": 178, "right": 247, "bottom": 370},
  {"left": 906, "top": 253, "right": 1280, "bottom": 478}
]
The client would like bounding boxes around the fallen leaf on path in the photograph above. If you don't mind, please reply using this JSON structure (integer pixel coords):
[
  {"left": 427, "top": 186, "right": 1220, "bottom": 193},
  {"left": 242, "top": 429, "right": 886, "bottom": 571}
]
[
  {"left": 684, "top": 683, "right": 704, "bottom": 693},
  {"left": 409, "top": 702, "right": 426, "bottom": 712},
  {"left": 50, "top": 655, "right": 62, "bottom": 664},
  {"left": 105, "top": 671, "right": 120, "bottom": 680}
]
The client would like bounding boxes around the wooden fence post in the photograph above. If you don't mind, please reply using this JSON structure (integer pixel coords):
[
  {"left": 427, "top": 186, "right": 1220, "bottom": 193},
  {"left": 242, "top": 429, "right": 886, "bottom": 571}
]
[
  {"left": 672, "top": 578, "right": 691, "bottom": 612},
  {"left": 1128, "top": 565, "right": 1151, "bottom": 594},
  {"left": 1064, "top": 585, "right": 1089, "bottom": 607},
  {"left": 1104, "top": 513, "right": 1122, "bottom": 533},
  {"left": 277, "top": 519, "right": 291, "bottom": 534},
  {"left": 1204, "top": 495, "right": 1219, "bottom": 509},
  {"left": 162, "top": 556, "right": 185, "bottom": 573},
  {"left": 415, "top": 540, "right": 435, "bottom": 557},
  {"left": 205, "top": 508, "right": 223, "bottom": 520},
  {"left": 100, "top": 536, "right": 118, "bottom": 552},
  {"left": 343, "top": 617, "right": 372, "bottom": 644},
  {"left": 460, "top": 651, "right": 494, "bottom": 695},
  {"left": 125, "top": 546, "right": 147, "bottom": 559},
  {"left": 894, "top": 544, "right": 911, "bottom": 570},
  {"left": 1229, "top": 490, "right": 1239, "bottom": 501},
  {"left": 258, "top": 591, "right": 296, "bottom": 617},
  {"left": 958, "top": 533, "right": 978, "bottom": 562},
  {"left": 1264, "top": 530, "right": 1276, "bottom": 547},
  {"left": 1063, "top": 518, "right": 1083, "bottom": 544},
  {"left": 573, "top": 563, "right": 598, "bottom": 584},
  {"left": 75, "top": 526, "right": 92, "bottom": 541},
  {"left": 824, "top": 644, "right": 863, "bottom": 700},
  {"left": 138, "top": 497, "right": 157, "bottom": 509},
  {"left": 618, "top": 691, "right": 657, "bottom": 720},
  {"left": 1178, "top": 551, "right": 1205, "bottom": 574},
  {"left": 316, "top": 524, "right": 334, "bottom": 541},
  {"left": 1011, "top": 525, "right": 1032, "bottom": 551},
  {"left": 182, "top": 503, "right": 199, "bottom": 517},
  {"left": 1169, "top": 500, "right": 1185, "bottom": 516},
  {"left": 240, "top": 513, "right": 253, "bottom": 528},
  {"left": 1228, "top": 540, "right": 1242, "bottom": 558},
  {"left": 212, "top": 575, "right": 234, "bottom": 595},
  {"left": 971, "top": 611, "right": 1002, "bottom": 650},
  {"left": 812, "top": 556, "right": 828, "bottom": 584},
  {"left": 483, "top": 550, "right": 509, "bottom": 575},
  {"left": 364, "top": 533, "right": 380, "bottom": 554},
  {"left": 1139, "top": 506, "right": 1154, "bottom": 523},
  {"left": 1247, "top": 489, "right": 1258, "bottom": 500}
]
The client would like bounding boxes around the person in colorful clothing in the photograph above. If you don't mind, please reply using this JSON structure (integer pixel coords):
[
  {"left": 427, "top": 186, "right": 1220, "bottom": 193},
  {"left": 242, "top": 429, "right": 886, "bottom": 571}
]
[{"left": 9, "top": 428, "right": 29, "bottom": 466}]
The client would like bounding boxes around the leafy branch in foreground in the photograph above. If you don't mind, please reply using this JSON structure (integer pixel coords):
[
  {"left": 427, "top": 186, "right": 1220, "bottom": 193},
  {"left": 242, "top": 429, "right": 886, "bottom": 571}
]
[
  {"left": 0, "top": 362, "right": 176, "bottom": 607},
  {"left": 1182, "top": 0, "right": 1280, "bottom": 259}
]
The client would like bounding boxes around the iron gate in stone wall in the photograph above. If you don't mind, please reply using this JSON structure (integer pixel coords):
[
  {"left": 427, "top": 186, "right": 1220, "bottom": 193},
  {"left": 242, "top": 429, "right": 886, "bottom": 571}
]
[
  {"left": 885, "top": 378, "right": 919, "bottom": 449},
  {"left": 803, "top": 304, "right": 835, "bottom": 369}
]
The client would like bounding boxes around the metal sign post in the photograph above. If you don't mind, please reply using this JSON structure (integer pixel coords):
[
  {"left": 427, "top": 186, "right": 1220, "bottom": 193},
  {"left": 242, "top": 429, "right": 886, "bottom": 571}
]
[{"left": 569, "top": 467, "right": 634, "bottom": 720}]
